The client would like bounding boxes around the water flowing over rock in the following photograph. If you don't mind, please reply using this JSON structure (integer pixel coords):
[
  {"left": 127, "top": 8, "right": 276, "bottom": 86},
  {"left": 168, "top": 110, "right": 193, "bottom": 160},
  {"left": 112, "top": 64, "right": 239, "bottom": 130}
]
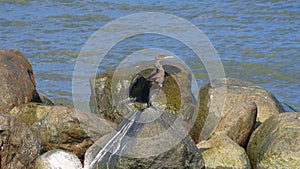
[
  {"left": 0, "top": 49, "right": 42, "bottom": 114},
  {"left": 197, "top": 135, "right": 251, "bottom": 169},
  {"left": 85, "top": 107, "right": 204, "bottom": 169},
  {"left": 0, "top": 113, "right": 42, "bottom": 169},
  {"left": 35, "top": 149, "right": 82, "bottom": 169},
  {"left": 247, "top": 112, "right": 300, "bottom": 168},
  {"left": 9, "top": 103, "right": 116, "bottom": 161},
  {"left": 90, "top": 60, "right": 196, "bottom": 125},
  {"left": 194, "top": 78, "right": 284, "bottom": 142}
]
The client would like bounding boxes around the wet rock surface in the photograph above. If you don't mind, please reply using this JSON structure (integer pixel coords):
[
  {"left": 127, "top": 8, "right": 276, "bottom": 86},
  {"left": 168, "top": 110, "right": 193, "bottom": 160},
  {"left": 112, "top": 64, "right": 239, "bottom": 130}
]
[
  {"left": 0, "top": 49, "right": 41, "bottom": 114},
  {"left": 0, "top": 113, "right": 42, "bottom": 169},
  {"left": 195, "top": 78, "right": 284, "bottom": 142},
  {"left": 197, "top": 135, "right": 251, "bottom": 169},
  {"left": 35, "top": 149, "right": 82, "bottom": 169},
  {"left": 247, "top": 112, "right": 300, "bottom": 168},
  {"left": 85, "top": 107, "right": 204, "bottom": 169}
]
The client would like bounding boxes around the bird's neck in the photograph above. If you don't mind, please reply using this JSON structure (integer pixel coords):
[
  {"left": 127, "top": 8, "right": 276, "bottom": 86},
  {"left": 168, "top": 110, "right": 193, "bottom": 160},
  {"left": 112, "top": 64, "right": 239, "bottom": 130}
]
[{"left": 154, "top": 60, "right": 164, "bottom": 72}]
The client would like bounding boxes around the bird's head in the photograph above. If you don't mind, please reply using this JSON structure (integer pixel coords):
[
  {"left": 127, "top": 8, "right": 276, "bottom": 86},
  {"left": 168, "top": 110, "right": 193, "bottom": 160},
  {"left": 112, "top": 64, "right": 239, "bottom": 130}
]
[{"left": 156, "top": 55, "right": 174, "bottom": 61}]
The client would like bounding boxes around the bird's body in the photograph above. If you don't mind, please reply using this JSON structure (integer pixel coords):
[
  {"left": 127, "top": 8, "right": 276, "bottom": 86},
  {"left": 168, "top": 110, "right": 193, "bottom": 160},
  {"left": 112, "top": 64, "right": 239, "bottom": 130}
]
[
  {"left": 146, "top": 55, "right": 172, "bottom": 106},
  {"left": 149, "top": 59, "right": 166, "bottom": 87}
]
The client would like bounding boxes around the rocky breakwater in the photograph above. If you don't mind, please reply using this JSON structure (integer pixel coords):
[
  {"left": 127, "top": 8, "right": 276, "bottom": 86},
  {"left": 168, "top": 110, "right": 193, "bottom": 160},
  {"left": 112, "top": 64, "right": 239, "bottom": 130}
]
[
  {"left": 0, "top": 49, "right": 298, "bottom": 168},
  {"left": 86, "top": 59, "right": 299, "bottom": 168}
]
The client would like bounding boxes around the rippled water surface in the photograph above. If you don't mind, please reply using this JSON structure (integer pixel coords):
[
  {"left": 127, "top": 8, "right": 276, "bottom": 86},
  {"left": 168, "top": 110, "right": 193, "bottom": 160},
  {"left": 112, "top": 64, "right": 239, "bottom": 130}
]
[{"left": 1, "top": 0, "right": 299, "bottom": 110}]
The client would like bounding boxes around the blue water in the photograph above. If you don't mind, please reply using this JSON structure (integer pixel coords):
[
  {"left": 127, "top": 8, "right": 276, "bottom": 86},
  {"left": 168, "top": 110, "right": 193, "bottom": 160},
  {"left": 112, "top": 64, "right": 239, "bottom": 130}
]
[{"left": 0, "top": 1, "right": 299, "bottom": 111}]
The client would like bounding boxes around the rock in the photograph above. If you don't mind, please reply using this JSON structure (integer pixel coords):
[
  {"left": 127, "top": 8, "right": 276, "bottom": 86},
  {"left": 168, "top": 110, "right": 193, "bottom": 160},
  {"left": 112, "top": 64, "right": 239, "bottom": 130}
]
[
  {"left": 0, "top": 49, "right": 42, "bottom": 114},
  {"left": 9, "top": 102, "right": 50, "bottom": 126},
  {"left": 85, "top": 107, "right": 204, "bottom": 169},
  {"left": 213, "top": 100, "right": 257, "bottom": 147},
  {"left": 38, "top": 94, "right": 54, "bottom": 105},
  {"left": 0, "top": 113, "right": 42, "bottom": 169},
  {"left": 197, "top": 135, "right": 251, "bottom": 169},
  {"left": 195, "top": 78, "right": 284, "bottom": 142},
  {"left": 35, "top": 149, "right": 82, "bottom": 169},
  {"left": 90, "top": 60, "right": 196, "bottom": 125},
  {"left": 9, "top": 103, "right": 116, "bottom": 161},
  {"left": 247, "top": 112, "right": 300, "bottom": 168}
]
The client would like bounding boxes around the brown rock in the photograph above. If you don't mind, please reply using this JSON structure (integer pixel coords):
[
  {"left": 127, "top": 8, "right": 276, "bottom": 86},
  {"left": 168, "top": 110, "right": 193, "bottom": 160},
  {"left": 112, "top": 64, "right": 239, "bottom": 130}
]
[
  {"left": 213, "top": 100, "right": 257, "bottom": 147},
  {"left": 9, "top": 103, "right": 116, "bottom": 161},
  {"left": 0, "top": 113, "right": 42, "bottom": 169},
  {"left": 247, "top": 112, "right": 300, "bottom": 168},
  {"left": 29, "top": 105, "right": 114, "bottom": 159},
  {"left": 195, "top": 78, "right": 284, "bottom": 142},
  {"left": 0, "top": 49, "right": 41, "bottom": 114}
]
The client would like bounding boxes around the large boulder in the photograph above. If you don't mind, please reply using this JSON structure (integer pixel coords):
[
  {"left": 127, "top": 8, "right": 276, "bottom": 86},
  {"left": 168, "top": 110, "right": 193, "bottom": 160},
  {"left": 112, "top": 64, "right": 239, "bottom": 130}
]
[
  {"left": 0, "top": 113, "right": 42, "bottom": 169},
  {"left": 0, "top": 49, "right": 41, "bottom": 113},
  {"left": 247, "top": 112, "right": 300, "bottom": 168},
  {"left": 90, "top": 60, "right": 196, "bottom": 125},
  {"left": 212, "top": 100, "right": 257, "bottom": 147},
  {"left": 197, "top": 135, "right": 251, "bottom": 169},
  {"left": 85, "top": 107, "right": 204, "bottom": 168},
  {"left": 35, "top": 149, "right": 82, "bottom": 169},
  {"left": 195, "top": 78, "right": 284, "bottom": 142},
  {"left": 9, "top": 103, "right": 116, "bottom": 161}
]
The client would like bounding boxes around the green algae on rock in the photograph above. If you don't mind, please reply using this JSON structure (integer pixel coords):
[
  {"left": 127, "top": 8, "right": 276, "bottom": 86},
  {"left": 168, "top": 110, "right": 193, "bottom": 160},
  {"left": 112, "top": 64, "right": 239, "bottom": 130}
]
[
  {"left": 247, "top": 112, "right": 300, "bottom": 168},
  {"left": 197, "top": 135, "right": 251, "bottom": 169}
]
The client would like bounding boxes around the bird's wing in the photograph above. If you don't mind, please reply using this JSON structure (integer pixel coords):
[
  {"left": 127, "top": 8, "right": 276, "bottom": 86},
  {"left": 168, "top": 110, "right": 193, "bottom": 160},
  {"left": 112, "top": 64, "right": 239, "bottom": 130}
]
[
  {"left": 129, "top": 75, "right": 150, "bottom": 102},
  {"left": 162, "top": 64, "right": 182, "bottom": 76}
]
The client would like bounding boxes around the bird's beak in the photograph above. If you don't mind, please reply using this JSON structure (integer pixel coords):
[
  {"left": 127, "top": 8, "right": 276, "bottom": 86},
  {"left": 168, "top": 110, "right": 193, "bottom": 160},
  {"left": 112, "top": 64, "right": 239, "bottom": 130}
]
[{"left": 163, "top": 55, "right": 174, "bottom": 59}]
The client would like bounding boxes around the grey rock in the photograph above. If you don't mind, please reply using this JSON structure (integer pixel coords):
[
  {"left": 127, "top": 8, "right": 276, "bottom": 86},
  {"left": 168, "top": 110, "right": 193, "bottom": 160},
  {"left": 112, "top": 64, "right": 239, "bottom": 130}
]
[{"left": 85, "top": 107, "right": 204, "bottom": 169}]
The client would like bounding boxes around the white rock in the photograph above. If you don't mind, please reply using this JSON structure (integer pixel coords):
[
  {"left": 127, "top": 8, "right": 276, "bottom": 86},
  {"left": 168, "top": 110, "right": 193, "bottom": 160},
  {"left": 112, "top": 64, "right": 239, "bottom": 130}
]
[{"left": 35, "top": 149, "right": 82, "bottom": 169}]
